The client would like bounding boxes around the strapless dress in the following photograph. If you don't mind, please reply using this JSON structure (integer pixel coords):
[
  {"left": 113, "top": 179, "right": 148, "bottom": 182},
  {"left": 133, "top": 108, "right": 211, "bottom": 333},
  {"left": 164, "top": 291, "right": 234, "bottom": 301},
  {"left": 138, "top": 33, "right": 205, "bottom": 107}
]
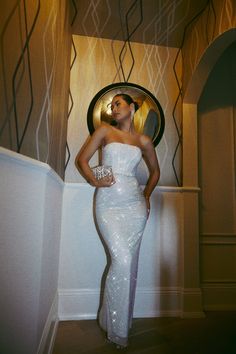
[{"left": 95, "top": 142, "right": 148, "bottom": 347}]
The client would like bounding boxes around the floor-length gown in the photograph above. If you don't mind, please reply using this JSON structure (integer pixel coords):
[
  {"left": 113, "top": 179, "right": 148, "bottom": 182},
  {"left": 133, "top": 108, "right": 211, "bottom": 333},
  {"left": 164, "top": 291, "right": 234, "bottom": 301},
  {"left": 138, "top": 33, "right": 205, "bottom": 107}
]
[{"left": 95, "top": 142, "right": 148, "bottom": 347}]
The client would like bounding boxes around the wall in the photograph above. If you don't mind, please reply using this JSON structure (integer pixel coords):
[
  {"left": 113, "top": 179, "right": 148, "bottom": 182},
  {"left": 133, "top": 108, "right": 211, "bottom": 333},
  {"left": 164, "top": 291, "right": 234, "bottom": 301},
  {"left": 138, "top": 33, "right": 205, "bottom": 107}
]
[
  {"left": 65, "top": 35, "right": 182, "bottom": 186},
  {"left": 0, "top": 148, "right": 63, "bottom": 354},
  {"left": 198, "top": 41, "right": 236, "bottom": 309},
  {"left": 60, "top": 31, "right": 205, "bottom": 320},
  {"left": 0, "top": 0, "right": 72, "bottom": 179},
  {"left": 181, "top": 0, "right": 236, "bottom": 311}
]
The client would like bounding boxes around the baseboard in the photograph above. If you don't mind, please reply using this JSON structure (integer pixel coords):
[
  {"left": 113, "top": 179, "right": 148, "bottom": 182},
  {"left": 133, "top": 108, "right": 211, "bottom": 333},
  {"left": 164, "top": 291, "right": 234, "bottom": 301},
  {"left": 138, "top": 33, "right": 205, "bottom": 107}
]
[
  {"left": 201, "top": 283, "right": 236, "bottom": 311},
  {"left": 47, "top": 320, "right": 59, "bottom": 354},
  {"left": 58, "top": 288, "right": 100, "bottom": 320},
  {"left": 180, "top": 287, "right": 205, "bottom": 318},
  {"left": 58, "top": 287, "right": 204, "bottom": 320},
  {"left": 133, "top": 287, "right": 181, "bottom": 318},
  {"left": 37, "top": 292, "right": 59, "bottom": 354}
]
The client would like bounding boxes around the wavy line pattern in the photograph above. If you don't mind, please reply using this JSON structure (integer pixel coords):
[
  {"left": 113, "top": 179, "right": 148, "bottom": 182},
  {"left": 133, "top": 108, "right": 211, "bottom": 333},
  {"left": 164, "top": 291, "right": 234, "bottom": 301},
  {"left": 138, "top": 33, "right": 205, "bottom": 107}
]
[
  {"left": 172, "top": 0, "right": 210, "bottom": 185},
  {"left": 65, "top": 89, "right": 73, "bottom": 169},
  {"left": 65, "top": 0, "right": 144, "bottom": 173},
  {"left": 0, "top": 0, "right": 72, "bottom": 178},
  {"left": 36, "top": 2, "right": 56, "bottom": 162},
  {"left": 12, "top": 0, "right": 41, "bottom": 152},
  {"left": 118, "top": 0, "right": 143, "bottom": 82},
  {"left": 2, "top": 1, "right": 235, "bottom": 182},
  {"left": 67, "top": 0, "right": 213, "bottom": 184},
  {"left": 65, "top": 0, "right": 113, "bottom": 172},
  {"left": 65, "top": 31, "right": 77, "bottom": 170},
  {"left": 0, "top": 1, "right": 25, "bottom": 150},
  {"left": 65, "top": 0, "right": 79, "bottom": 170}
]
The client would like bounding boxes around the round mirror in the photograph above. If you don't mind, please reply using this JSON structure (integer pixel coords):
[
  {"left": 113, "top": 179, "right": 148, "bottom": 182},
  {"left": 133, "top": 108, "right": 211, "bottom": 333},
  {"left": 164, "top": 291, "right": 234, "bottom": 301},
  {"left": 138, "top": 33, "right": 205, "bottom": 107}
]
[{"left": 87, "top": 82, "right": 165, "bottom": 146}]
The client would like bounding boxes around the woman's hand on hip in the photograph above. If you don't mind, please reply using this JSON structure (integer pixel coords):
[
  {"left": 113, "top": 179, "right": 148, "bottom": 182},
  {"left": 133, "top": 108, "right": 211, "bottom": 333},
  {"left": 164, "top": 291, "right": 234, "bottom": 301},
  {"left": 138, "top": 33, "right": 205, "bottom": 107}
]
[{"left": 96, "top": 175, "right": 116, "bottom": 187}]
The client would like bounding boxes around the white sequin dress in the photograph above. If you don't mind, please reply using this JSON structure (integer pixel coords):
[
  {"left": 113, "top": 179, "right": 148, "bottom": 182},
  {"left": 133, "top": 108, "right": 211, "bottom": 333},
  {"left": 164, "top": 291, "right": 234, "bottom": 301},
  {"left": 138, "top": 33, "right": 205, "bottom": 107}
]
[{"left": 95, "top": 142, "right": 148, "bottom": 347}]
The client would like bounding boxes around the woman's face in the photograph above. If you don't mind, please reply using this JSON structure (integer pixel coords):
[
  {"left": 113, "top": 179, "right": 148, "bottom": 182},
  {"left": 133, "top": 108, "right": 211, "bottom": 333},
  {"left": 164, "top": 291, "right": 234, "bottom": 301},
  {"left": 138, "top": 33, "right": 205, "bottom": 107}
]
[{"left": 111, "top": 96, "right": 132, "bottom": 122}]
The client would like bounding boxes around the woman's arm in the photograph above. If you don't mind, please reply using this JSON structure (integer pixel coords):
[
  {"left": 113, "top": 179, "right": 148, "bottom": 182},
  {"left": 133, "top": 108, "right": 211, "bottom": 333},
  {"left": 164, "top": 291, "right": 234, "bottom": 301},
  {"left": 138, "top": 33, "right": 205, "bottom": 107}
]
[
  {"left": 141, "top": 136, "right": 160, "bottom": 217},
  {"left": 75, "top": 125, "right": 115, "bottom": 187}
]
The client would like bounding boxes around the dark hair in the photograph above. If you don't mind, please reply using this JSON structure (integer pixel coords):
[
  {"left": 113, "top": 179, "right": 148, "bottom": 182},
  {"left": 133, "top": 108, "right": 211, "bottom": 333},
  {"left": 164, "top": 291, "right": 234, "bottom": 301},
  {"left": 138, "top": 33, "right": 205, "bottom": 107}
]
[{"left": 114, "top": 94, "right": 139, "bottom": 112}]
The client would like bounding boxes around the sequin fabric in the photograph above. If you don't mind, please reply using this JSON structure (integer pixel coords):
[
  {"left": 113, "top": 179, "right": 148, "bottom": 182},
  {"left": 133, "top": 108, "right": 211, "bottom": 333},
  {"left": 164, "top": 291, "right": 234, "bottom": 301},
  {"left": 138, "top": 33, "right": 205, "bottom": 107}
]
[{"left": 95, "top": 142, "right": 148, "bottom": 347}]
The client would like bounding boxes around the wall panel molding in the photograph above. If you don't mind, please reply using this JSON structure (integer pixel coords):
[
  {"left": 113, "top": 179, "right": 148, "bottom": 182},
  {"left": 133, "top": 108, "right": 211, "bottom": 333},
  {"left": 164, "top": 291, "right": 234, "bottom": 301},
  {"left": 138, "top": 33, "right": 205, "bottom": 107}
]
[{"left": 200, "top": 234, "right": 236, "bottom": 245}]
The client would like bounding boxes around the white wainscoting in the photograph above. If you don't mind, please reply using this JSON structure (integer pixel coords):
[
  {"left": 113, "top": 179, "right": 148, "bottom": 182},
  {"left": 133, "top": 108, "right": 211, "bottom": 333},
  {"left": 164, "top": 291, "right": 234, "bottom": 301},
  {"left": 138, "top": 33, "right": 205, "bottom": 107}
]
[
  {"left": 58, "top": 183, "right": 204, "bottom": 320},
  {"left": 0, "top": 146, "right": 206, "bottom": 354},
  {"left": 0, "top": 147, "right": 63, "bottom": 354}
]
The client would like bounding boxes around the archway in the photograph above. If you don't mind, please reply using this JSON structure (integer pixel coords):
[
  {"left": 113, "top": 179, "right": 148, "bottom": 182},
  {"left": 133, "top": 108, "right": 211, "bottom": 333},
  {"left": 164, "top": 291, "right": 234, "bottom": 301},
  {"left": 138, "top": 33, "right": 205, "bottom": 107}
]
[{"left": 183, "top": 29, "right": 236, "bottom": 311}]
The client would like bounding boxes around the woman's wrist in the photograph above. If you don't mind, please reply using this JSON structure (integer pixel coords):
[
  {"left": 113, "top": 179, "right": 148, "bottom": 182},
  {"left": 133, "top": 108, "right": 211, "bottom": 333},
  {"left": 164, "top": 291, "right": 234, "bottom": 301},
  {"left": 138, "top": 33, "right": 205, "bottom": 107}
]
[{"left": 87, "top": 177, "right": 99, "bottom": 187}]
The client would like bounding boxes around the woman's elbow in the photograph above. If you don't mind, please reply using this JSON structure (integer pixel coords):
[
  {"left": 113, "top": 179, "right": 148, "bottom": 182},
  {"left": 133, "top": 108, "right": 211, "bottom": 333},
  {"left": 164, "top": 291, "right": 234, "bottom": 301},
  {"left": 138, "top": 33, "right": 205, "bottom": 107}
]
[{"left": 75, "top": 154, "right": 83, "bottom": 170}]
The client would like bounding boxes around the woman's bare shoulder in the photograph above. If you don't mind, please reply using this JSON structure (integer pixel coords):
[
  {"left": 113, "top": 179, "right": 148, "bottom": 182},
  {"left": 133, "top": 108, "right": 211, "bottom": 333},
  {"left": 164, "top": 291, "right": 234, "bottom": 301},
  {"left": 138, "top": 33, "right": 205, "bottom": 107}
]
[
  {"left": 91, "top": 123, "right": 115, "bottom": 147},
  {"left": 92, "top": 122, "right": 112, "bottom": 138},
  {"left": 139, "top": 133, "right": 153, "bottom": 150}
]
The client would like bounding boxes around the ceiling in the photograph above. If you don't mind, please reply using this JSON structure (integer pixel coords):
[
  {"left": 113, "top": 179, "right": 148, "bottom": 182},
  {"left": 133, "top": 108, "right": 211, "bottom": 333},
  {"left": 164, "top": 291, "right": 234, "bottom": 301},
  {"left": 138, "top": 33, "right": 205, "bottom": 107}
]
[{"left": 72, "top": 0, "right": 208, "bottom": 48}]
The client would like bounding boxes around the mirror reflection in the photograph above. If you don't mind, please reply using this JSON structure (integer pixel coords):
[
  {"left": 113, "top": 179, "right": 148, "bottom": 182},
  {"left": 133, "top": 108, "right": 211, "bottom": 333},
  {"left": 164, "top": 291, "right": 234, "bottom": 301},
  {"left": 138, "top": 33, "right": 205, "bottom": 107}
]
[{"left": 87, "top": 83, "right": 165, "bottom": 147}]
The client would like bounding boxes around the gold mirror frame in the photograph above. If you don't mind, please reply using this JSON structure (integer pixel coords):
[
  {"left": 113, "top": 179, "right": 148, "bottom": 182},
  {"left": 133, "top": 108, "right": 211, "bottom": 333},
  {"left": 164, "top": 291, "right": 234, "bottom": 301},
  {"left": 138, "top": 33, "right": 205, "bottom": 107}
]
[{"left": 87, "top": 82, "right": 165, "bottom": 146}]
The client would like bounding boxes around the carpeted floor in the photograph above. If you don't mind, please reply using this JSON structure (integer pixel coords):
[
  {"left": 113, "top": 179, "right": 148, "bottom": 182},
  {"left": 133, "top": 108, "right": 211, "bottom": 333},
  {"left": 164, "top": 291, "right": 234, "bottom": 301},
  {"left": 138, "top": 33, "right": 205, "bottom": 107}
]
[{"left": 52, "top": 312, "right": 236, "bottom": 354}]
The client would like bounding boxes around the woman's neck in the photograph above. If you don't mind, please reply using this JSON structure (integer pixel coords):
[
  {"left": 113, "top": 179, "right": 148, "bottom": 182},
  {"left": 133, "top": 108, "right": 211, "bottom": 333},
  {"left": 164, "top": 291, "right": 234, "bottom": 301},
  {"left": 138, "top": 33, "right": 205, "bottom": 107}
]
[{"left": 117, "top": 119, "right": 134, "bottom": 133}]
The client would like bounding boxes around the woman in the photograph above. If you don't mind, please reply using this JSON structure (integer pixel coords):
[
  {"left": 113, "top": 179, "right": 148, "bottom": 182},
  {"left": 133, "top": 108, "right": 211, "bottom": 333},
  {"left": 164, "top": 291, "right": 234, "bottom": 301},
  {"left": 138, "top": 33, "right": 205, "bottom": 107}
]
[{"left": 76, "top": 93, "right": 160, "bottom": 349}]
